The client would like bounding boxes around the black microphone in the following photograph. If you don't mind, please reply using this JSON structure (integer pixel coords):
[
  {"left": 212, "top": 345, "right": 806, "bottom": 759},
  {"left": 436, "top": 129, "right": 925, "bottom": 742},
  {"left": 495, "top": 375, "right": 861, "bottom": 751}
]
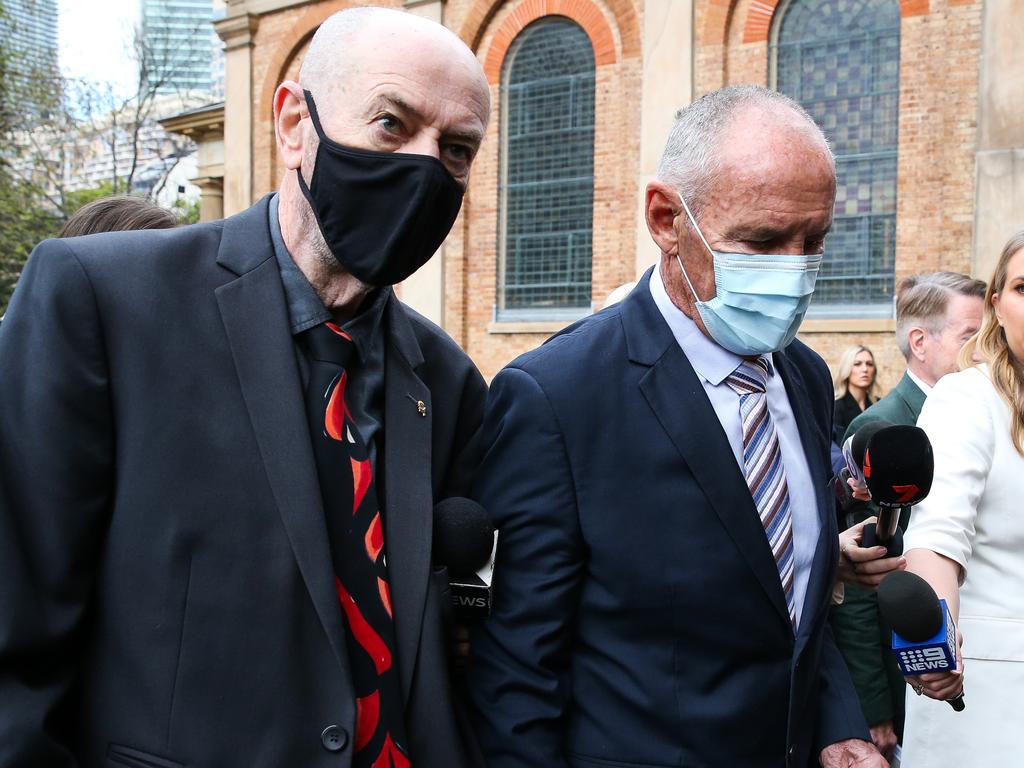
[
  {"left": 858, "top": 423, "right": 934, "bottom": 555},
  {"left": 833, "top": 420, "right": 890, "bottom": 513},
  {"left": 837, "top": 421, "right": 934, "bottom": 556},
  {"left": 432, "top": 497, "right": 496, "bottom": 618},
  {"left": 878, "top": 571, "right": 965, "bottom": 712}
]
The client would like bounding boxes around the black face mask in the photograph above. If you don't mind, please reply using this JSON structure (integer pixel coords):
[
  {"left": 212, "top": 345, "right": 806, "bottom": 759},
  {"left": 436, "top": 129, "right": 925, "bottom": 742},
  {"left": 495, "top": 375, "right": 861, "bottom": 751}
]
[{"left": 296, "top": 89, "right": 465, "bottom": 286}]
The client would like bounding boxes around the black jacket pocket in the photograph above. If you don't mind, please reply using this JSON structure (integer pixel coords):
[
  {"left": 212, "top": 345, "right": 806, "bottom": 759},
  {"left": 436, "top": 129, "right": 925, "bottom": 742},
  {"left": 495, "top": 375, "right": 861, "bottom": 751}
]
[{"left": 107, "top": 743, "right": 185, "bottom": 768}]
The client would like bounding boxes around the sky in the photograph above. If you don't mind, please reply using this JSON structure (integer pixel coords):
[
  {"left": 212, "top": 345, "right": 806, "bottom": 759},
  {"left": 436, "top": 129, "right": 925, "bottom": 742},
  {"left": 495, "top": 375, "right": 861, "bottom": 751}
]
[{"left": 58, "top": 0, "right": 142, "bottom": 100}]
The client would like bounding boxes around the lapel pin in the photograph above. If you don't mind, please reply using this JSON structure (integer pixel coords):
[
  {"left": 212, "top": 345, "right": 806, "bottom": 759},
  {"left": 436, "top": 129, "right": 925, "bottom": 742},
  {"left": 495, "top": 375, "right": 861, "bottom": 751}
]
[{"left": 417, "top": 400, "right": 427, "bottom": 418}]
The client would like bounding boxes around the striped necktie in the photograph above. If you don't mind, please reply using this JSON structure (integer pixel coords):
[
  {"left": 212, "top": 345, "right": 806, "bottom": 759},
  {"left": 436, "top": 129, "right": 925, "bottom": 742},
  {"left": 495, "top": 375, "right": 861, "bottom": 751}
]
[{"left": 725, "top": 358, "right": 796, "bottom": 627}]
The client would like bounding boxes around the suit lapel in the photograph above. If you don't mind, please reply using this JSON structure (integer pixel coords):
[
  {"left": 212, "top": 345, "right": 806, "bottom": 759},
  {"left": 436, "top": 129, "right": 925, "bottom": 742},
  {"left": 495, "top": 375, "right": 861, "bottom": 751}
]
[
  {"left": 773, "top": 349, "right": 836, "bottom": 645},
  {"left": 624, "top": 273, "right": 793, "bottom": 628},
  {"left": 214, "top": 198, "right": 350, "bottom": 677},
  {"left": 380, "top": 297, "right": 432, "bottom": 703}
]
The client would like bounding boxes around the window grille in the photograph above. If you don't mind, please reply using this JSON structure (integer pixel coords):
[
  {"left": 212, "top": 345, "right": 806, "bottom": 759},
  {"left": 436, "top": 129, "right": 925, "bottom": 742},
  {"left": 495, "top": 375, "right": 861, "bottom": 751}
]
[
  {"left": 498, "top": 19, "right": 595, "bottom": 320},
  {"left": 772, "top": 0, "right": 901, "bottom": 317}
]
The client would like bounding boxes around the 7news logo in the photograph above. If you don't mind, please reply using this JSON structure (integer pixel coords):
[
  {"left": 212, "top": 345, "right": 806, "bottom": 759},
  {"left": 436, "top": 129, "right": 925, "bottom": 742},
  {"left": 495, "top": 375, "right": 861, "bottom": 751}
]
[{"left": 899, "top": 647, "right": 951, "bottom": 673}]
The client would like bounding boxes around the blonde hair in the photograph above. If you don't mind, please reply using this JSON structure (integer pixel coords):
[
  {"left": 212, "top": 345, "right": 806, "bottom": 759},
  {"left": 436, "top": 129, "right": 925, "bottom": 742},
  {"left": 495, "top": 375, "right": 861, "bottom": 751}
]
[
  {"left": 958, "top": 230, "right": 1024, "bottom": 456},
  {"left": 833, "top": 344, "right": 880, "bottom": 401}
]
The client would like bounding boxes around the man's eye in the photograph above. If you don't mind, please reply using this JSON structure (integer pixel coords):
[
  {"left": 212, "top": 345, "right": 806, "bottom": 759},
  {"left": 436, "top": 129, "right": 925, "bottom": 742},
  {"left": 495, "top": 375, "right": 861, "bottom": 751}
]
[
  {"left": 377, "top": 114, "right": 401, "bottom": 132},
  {"left": 445, "top": 144, "right": 472, "bottom": 162}
]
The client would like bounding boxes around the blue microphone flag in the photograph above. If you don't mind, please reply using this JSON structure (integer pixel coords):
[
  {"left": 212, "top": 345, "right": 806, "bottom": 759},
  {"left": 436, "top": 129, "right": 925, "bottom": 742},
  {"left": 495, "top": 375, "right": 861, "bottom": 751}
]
[{"left": 891, "top": 598, "right": 958, "bottom": 675}]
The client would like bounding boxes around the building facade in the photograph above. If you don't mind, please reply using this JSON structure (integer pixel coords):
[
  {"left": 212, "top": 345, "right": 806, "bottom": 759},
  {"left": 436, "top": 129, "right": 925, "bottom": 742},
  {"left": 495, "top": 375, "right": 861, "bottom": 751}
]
[
  {"left": 0, "top": 0, "right": 58, "bottom": 92},
  {"left": 141, "top": 0, "right": 221, "bottom": 94},
  {"left": 207, "top": 0, "right": 1024, "bottom": 386}
]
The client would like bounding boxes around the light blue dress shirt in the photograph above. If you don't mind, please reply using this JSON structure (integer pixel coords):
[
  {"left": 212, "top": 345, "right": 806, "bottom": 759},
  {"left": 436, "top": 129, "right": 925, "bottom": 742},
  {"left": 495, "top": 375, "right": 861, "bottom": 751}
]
[{"left": 649, "top": 264, "right": 821, "bottom": 629}]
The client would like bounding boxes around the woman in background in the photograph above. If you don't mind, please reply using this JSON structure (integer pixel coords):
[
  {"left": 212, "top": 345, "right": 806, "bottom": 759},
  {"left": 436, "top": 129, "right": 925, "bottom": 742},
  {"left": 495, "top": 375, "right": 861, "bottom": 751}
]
[
  {"left": 899, "top": 230, "right": 1024, "bottom": 766},
  {"left": 832, "top": 344, "right": 880, "bottom": 443}
]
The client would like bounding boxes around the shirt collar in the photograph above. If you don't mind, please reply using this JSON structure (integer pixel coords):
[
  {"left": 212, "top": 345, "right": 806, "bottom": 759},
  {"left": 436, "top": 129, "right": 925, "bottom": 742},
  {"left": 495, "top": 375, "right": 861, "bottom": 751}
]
[
  {"left": 649, "top": 262, "right": 772, "bottom": 383},
  {"left": 905, "top": 367, "right": 933, "bottom": 395},
  {"left": 268, "top": 193, "right": 388, "bottom": 363}
]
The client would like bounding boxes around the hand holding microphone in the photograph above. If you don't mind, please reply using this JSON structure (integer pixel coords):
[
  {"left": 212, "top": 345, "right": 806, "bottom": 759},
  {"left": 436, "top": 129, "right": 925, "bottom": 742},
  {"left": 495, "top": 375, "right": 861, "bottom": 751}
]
[
  {"left": 837, "top": 516, "right": 906, "bottom": 590},
  {"left": 837, "top": 421, "right": 935, "bottom": 558},
  {"left": 878, "top": 570, "right": 965, "bottom": 711},
  {"left": 432, "top": 497, "right": 497, "bottom": 671}
]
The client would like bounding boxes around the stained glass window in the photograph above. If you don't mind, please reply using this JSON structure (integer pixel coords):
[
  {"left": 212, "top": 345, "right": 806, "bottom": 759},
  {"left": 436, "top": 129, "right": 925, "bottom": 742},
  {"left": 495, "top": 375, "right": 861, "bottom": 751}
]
[
  {"left": 498, "top": 19, "right": 595, "bottom": 320},
  {"left": 772, "top": 0, "right": 901, "bottom": 316}
]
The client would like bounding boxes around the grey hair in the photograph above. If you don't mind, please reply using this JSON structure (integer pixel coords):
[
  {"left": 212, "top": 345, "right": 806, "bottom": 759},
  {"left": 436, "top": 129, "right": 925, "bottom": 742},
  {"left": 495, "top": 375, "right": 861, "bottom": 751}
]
[
  {"left": 655, "top": 85, "right": 834, "bottom": 215},
  {"left": 894, "top": 271, "right": 988, "bottom": 359}
]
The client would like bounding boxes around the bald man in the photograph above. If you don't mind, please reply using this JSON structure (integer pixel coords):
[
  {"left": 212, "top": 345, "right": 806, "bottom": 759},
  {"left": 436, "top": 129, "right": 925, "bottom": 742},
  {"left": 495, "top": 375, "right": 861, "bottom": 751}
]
[{"left": 0, "top": 8, "right": 489, "bottom": 767}]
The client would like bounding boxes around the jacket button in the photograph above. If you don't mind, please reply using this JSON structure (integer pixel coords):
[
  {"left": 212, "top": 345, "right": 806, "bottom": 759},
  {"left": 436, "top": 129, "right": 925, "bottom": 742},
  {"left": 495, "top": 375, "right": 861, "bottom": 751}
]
[{"left": 321, "top": 725, "right": 348, "bottom": 752}]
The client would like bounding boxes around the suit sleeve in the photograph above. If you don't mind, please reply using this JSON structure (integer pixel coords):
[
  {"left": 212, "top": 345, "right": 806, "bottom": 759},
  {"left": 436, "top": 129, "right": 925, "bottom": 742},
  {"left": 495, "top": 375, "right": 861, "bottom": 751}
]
[
  {"left": 467, "top": 366, "right": 584, "bottom": 768},
  {"left": 0, "top": 241, "right": 113, "bottom": 767},
  {"left": 814, "top": 621, "right": 873, "bottom": 753},
  {"left": 439, "top": 362, "right": 488, "bottom": 499}
]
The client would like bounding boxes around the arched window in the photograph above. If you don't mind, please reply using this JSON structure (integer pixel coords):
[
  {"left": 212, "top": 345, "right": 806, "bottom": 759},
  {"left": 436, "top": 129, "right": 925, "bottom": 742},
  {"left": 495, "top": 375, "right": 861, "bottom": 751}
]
[
  {"left": 772, "top": 0, "right": 901, "bottom": 316},
  {"left": 498, "top": 18, "right": 595, "bottom": 321}
]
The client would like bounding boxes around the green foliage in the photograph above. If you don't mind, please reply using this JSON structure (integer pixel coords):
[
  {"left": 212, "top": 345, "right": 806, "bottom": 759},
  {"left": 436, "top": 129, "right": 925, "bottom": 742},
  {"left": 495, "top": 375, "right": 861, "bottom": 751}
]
[
  {"left": 0, "top": 0, "right": 64, "bottom": 313},
  {"left": 0, "top": 170, "right": 60, "bottom": 315},
  {"left": 0, "top": 1, "right": 203, "bottom": 312},
  {"left": 62, "top": 180, "right": 120, "bottom": 213},
  {"left": 172, "top": 196, "right": 200, "bottom": 225},
  {"left": 0, "top": 177, "right": 132, "bottom": 314}
]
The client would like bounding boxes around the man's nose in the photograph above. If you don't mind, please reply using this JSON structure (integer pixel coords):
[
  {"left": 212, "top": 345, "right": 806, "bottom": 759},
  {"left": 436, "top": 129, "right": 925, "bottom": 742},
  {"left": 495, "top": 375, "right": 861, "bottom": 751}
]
[{"left": 402, "top": 133, "right": 441, "bottom": 160}]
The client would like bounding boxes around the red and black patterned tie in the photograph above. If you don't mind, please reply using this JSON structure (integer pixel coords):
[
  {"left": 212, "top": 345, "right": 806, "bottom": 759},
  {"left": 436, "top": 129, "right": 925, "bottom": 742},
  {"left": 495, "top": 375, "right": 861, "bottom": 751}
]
[{"left": 302, "top": 321, "right": 411, "bottom": 768}]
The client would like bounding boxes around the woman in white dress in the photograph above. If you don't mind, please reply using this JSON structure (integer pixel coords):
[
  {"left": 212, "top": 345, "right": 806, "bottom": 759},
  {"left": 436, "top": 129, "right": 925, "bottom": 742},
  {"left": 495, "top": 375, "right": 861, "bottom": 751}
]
[{"left": 899, "top": 230, "right": 1024, "bottom": 766}]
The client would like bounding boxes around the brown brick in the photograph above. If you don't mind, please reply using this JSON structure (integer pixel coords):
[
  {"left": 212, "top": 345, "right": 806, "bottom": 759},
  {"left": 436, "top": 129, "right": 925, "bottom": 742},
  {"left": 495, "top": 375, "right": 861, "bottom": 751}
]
[{"left": 242, "top": 0, "right": 986, "bottom": 382}]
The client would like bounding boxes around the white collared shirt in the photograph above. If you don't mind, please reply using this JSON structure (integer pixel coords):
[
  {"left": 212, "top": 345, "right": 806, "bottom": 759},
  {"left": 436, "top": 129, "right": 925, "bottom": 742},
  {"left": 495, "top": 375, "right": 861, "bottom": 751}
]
[
  {"left": 905, "top": 367, "right": 933, "bottom": 396},
  {"left": 649, "top": 265, "right": 822, "bottom": 630}
]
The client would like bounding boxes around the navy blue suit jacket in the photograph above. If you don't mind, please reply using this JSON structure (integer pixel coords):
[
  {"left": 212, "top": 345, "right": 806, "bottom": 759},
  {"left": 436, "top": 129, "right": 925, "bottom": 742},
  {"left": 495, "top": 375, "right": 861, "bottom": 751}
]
[{"left": 468, "top": 270, "right": 868, "bottom": 768}]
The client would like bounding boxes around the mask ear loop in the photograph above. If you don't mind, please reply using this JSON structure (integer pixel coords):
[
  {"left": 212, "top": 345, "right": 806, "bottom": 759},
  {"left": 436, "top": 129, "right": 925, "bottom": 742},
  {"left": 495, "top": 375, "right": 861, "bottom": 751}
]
[
  {"left": 295, "top": 89, "right": 332, "bottom": 237},
  {"left": 674, "top": 193, "right": 715, "bottom": 302},
  {"left": 302, "top": 89, "right": 330, "bottom": 142}
]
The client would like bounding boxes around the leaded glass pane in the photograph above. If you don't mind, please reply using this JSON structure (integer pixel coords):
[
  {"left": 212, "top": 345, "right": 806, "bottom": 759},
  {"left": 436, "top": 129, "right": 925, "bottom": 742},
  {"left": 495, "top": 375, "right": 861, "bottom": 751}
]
[
  {"left": 499, "top": 19, "right": 595, "bottom": 319},
  {"left": 773, "top": 0, "right": 900, "bottom": 316}
]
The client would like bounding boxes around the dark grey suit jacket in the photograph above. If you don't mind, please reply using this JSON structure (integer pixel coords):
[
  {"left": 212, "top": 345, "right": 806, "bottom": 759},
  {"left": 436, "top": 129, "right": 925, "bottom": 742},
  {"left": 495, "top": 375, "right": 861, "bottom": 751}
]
[{"left": 0, "top": 197, "right": 486, "bottom": 768}]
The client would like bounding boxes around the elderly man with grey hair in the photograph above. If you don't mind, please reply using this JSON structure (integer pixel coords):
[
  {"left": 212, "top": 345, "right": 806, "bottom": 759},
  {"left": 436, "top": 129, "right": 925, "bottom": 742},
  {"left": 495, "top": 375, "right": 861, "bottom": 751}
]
[
  {"left": 0, "top": 7, "right": 489, "bottom": 767},
  {"left": 468, "top": 85, "right": 885, "bottom": 768}
]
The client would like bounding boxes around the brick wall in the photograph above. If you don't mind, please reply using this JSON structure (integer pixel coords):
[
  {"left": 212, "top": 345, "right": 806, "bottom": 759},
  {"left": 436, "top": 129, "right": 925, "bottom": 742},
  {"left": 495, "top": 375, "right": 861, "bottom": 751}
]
[
  {"left": 243, "top": 0, "right": 985, "bottom": 390},
  {"left": 455, "top": 0, "right": 643, "bottom": 378},
  {"left": 692, "top": 0, "right": 984, "bottom": 397}
]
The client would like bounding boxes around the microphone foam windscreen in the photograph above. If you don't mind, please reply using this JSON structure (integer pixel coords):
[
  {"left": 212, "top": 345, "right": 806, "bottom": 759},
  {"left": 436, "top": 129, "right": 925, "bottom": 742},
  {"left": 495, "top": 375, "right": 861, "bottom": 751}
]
[
  {"left": 432, "top": 497, "right": 494, "bottom": 576},
  {"left": 878, "top": 571, "right": 943, "bottom": 642},
  {"left": 850, "top": 420, "right": 893, "bottom": 472},
  {"left": 863, "top": 425, "right": 934, "bottom": 507}
]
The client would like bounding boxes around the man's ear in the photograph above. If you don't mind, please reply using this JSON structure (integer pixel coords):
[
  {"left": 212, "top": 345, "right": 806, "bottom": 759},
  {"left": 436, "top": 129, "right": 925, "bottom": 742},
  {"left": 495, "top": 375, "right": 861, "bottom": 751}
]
[
  {"left": 274, "top": 80, "right": 306, "bottom": 171},
  {"left": 906, "top": 326, "right": 928, "bottom": 362},
  {"left": 645, "top": 181, "right": 682, "bottom": 255}
]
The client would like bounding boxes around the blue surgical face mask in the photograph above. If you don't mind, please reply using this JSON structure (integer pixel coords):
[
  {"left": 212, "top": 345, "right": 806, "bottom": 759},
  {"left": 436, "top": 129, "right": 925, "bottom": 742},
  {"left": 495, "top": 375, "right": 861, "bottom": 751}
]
[{"left": 673, "top": 194, "right": 822, "bottom": 356}]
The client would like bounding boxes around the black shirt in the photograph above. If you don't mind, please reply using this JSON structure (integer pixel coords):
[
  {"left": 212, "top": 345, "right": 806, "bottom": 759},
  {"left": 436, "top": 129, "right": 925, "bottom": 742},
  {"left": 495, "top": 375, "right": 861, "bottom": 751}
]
[
  {"left": 267, "top": 193, "right": 388, "bottom": 467},
  {"left": 833, "top": 391, "right": 873, "bottom": 445}
]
